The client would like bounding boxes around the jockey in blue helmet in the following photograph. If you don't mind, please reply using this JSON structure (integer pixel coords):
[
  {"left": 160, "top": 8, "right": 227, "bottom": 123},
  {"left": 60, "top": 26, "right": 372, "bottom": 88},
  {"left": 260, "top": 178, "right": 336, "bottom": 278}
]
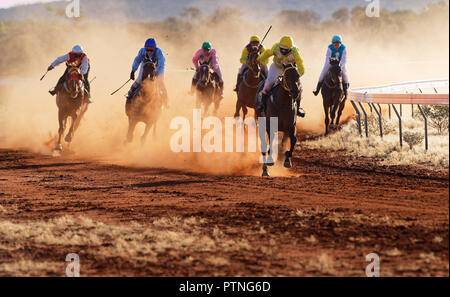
[
  {"left": 313, "top": 35, "right": 350, "bottom": 99},
  {"left": 126, "top": 38, "right": 168, "bottom": 107}
]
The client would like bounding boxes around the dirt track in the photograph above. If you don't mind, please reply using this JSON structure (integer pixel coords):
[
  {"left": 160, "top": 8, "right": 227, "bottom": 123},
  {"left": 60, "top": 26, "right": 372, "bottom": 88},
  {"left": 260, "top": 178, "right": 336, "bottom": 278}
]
[{"left": 0, "top": 147, "right": 448, "bottom": 276}]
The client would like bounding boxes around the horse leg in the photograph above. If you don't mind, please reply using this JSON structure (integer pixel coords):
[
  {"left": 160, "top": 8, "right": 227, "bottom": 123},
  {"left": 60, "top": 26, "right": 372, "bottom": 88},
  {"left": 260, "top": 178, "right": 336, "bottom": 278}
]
[
  {"left": 55, "top": 110, "right": 66, "bottom": 151},
  {"left": 141, "top": 122, "right": 152, "bottom": 145},
  {"left": 73, "top": 104, "right": 87, "bottom": 134},
  {"left": 242, "top": 105, "right": 248, "bottom": 122},
  {"left": 284, "top": 128, "right": 297, "bottom": 169},
  {"left": 126, "top": 117, "right": 138, "bottom": 143},
  {"left": 335, "top": 99, "right": 347, "bottom": 127},
  {"left": 266, "top": 122, "right": 275, "bottom": 166},
  {"left": 330, "top": 97, "right": 340, "bottom": 128},
  {"left": 234, "top": 99, "right": 241, "bottom": 119},
  {"left": 258, "top": 119, "right": 270, "bottom": 176},
  {"left": 324, "top": 103, "right": 330, "bottom": 135},
  {"left": 65, "top": 112, "right": 77, "bottom": 143}
]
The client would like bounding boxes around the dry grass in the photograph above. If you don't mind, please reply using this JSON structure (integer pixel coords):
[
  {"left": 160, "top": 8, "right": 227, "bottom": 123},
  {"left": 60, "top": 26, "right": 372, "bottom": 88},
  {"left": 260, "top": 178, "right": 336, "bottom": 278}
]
[
  {"left": 305, "top": 116, "right": 449, "bottom": 168},
  {"left": 0, "top": 215, "right": 252, "bottom": 276},
  {"left": 295, "top": 208, "right": 413, "bottom": 228}
]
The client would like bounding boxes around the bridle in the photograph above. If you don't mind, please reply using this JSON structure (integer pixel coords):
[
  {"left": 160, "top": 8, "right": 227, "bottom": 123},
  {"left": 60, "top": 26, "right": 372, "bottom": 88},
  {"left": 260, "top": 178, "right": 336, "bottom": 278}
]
[
  {"left": 324, "top": 59, "right": 342, "bottom": 89},
  {"left": 281, "top": 65, "right": 300, "bottom": 98},
  {"left": 65, "top": 67, "right": 83, "bottom": 99},
  {"left": 199, "top": 63, "right": 212, "bottom": 86},
  {"left": 243, "top": 55, "right": 261, "bottom": 89}
]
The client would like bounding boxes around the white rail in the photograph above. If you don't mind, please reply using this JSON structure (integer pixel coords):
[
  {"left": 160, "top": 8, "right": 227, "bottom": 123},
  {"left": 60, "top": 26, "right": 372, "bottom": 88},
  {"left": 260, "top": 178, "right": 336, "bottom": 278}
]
[
  {"left": 349, "top": 79, "right": 449, "bottom": 105},
  {"left": 348, "top": 79, "right": 449, "bottom": 149}
]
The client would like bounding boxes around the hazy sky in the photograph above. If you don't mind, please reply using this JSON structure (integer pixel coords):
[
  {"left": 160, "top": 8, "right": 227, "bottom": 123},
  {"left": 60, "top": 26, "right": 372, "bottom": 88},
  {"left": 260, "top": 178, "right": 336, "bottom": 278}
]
[{"left": 0, "top": 0, "right": 58, "bottom": 9}]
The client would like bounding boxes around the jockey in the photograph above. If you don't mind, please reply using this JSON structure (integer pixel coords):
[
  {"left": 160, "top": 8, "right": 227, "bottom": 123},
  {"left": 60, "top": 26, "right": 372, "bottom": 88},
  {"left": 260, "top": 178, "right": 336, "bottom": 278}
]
[
  {"left": 47, "top": 45, "right": 93, "bottom": 103},
  {"left": 234, "top": 35, "right": 268, "bottom": 92},
  {"left": 189, "top": 42, "right": 224, "bottom": 99},
  {"left": 256, "top": 36, "right": 305, "bottom": 117},
  {"left": 313, "top": 35, "right": 349, "bottom": 99},
  {"left": 127, "top": 38, "right": 168, "bottom": 107}
]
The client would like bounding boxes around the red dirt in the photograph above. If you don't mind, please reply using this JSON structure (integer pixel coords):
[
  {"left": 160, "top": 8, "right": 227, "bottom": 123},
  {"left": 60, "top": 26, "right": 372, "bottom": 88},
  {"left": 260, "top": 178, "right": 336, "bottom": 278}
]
[{"left": 0, "top": 147, "right": 448, "bottom": 276}]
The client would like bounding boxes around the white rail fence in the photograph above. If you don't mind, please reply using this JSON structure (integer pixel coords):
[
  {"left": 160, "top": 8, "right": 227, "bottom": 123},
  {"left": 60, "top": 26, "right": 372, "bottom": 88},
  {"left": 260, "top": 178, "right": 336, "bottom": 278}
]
[{"left": 349, "top": 79, "right": 449, "bottom": 150}]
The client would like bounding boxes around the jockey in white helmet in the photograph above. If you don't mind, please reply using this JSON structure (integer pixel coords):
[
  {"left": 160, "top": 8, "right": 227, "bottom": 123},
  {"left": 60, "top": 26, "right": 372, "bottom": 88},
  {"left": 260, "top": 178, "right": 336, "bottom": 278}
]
[{"left": 47, "top": 45, "right": 93, "bottom": 103}]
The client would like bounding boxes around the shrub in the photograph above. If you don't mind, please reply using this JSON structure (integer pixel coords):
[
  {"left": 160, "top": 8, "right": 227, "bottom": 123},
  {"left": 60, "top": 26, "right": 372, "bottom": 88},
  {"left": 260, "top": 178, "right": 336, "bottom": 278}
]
[
  {"left": 415, "top": 105, "right": 449, "bottom": 135},
  {"left": 403, "top": 131, "right": 423, "bottom": 149}
]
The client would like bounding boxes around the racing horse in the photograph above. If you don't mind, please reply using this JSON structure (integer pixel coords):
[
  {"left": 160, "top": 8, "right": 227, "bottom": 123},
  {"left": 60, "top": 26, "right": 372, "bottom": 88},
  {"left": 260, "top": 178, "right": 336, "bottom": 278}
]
[
  {"left": 234, "top": 48, "right": 265, "bottom": 120},
  {"left": 54, "top": 66, "right": 89, "bottom": 154},
  {"left": 321, "top": 57, "right": 346, "bottom": 135},
  {"left": 125, "top": 58, "right": 163, "bottom": 144},
  {"left": 195, "top": 62, "right": 221, "bottom": 115},
  {"left": 257, "top": 63, "right": 301, "bottom": 177}
]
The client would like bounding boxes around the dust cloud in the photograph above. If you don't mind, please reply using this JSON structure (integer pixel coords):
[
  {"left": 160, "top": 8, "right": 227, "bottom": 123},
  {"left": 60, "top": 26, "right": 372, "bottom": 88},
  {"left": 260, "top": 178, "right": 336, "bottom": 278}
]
[{"left": 0, "top": 4, "right": 448, "bottom": 175}]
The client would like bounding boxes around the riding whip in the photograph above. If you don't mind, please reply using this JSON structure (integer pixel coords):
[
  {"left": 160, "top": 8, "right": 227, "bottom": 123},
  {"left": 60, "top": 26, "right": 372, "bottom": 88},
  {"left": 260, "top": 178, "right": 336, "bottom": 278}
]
[
  {"left": 110, "top": 79, "right": 131, "bottom": 95},
  {"left": 90, "top": 76, "right": 97, "bottom": 84},
  {"left": 260, "top": 25, "right": 273, "bottom": 45},
  {"left": 40, "top": 70, "right": 49, "bottom": 81}
]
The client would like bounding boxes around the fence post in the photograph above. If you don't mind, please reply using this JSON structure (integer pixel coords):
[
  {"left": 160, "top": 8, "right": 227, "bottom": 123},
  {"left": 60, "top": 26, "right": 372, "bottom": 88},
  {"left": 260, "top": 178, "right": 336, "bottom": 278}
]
[
  {"left": 370, "top": 103, "right": 383, "bottom": 138},
  {"left": 358, "top": 102, "right": 369, "bottom": 137},
  {"left": 351, "top": 101, "right": 362, "bottom": 137},
  {"left": 417, "top": 105, "right": 429, "bottom": 151},
  {"left": 392, "top": 105, "right": 402, "bottom": 147}
]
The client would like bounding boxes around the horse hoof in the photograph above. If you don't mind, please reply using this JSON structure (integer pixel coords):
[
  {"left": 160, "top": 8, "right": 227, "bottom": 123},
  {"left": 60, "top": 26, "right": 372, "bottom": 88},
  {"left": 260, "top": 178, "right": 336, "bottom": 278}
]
[
  {"left": 284, "top": 158, "right": 292, "bottom": 168},
  {"left": 64, "top": 135, "right": 72, "bottom": 143},
  {"left": 262, "top": 169, "right": 270, "bottom": 177},
  {"left": 266, "top": 155, "right": 275, "bottom": 166},
  {"left": 52, "top": 146, "right": 62, "bottom": 157}
]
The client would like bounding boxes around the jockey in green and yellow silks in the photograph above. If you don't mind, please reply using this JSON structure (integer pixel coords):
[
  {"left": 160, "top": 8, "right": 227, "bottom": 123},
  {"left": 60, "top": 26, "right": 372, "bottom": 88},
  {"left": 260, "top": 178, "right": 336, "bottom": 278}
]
[
  {"left": 256, "top": 36, "right": 305, "bottom": 117},
  {"left": 234, "top": 36, "right": 268, "bottom": 92}
]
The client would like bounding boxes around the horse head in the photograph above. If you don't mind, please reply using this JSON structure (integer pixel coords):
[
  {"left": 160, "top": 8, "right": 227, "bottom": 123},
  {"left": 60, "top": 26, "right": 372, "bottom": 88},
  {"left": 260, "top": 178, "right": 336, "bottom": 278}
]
[
  {"left": 142, "top": 59, "right": 156, "bottom": 81},
  {"left": 281, "top": 63, "right": 301, "bottom": 99},
  {"left": 66, "top": 66, "right": 83, "bottom": 99},
  {"left": 327, "top": 57, "right": 342, "bottom": 86},
  {"left": 247, "top": 49, "right": 261, "bottom": 76},
  {"left": 199, "top": 62, "right": 211, "bottom": 87}
]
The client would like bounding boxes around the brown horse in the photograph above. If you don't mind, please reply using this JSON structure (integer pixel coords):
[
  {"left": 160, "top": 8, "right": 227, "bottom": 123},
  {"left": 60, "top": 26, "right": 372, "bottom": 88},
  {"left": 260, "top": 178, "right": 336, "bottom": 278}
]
[
  {"left": 54, "top": 66, "right": 89, "bottom": 154},
  {"left": 234, "top": 49, "right": 265, "bottom": 120},
  {"left": 257, "top": 63, "right": 301, "bottom": 176},
  {"left": 195, "top": 62, "right": 220, "bottom": 115},
  {"left": 321, "top": 58, "right": 346, "bottom": 135},
  {"left": 125, "top": 59, "right": 162, "bottom": 144}
]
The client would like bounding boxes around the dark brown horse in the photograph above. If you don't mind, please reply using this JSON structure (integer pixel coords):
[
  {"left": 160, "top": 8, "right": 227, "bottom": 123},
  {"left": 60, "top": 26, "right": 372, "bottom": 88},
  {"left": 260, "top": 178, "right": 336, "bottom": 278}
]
[
  {"left": 321, "top": 58, "right": 347, "bottom": 135},
  {"left": 195, "top": 62, "right": 220, "bottom": 115},
  {"left": 54, "top": 66, "right": 89, "bottom": 154},
  {"left": 125, "top": 59, "right": 163, "bottom": 144},
  {"left": 234, "top": 49, "right": 264, "bottom": 120},
  {"left": 257, "top": 63, "right": 301, "bottom": 176}
]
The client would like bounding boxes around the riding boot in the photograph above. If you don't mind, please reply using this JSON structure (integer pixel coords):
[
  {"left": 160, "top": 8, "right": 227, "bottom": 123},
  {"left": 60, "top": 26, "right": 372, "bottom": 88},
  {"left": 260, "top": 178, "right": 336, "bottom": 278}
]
[
  {"left": 343, "top": 82, "right": 349, "bottom": 99},
  {"left": 296, "top": 99, "right": 306, "bottom": 118},
  {"left": 188, "top": 78, "right": 197, "bottom": 96},
  {"left": 313, "top": 81, "right": 323, "bottom": 96},
  {"left": 126, "top": 84, "right": 139, "bottom": 103},
  {"left": 256, "top": 92, "right": 269, "bottom": 116},
  {"left": 49, "top": 80, "right": 63, "bottom": 96},
  {"left": 234, "top": 73, "right": 243, "bottom": 92}
]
